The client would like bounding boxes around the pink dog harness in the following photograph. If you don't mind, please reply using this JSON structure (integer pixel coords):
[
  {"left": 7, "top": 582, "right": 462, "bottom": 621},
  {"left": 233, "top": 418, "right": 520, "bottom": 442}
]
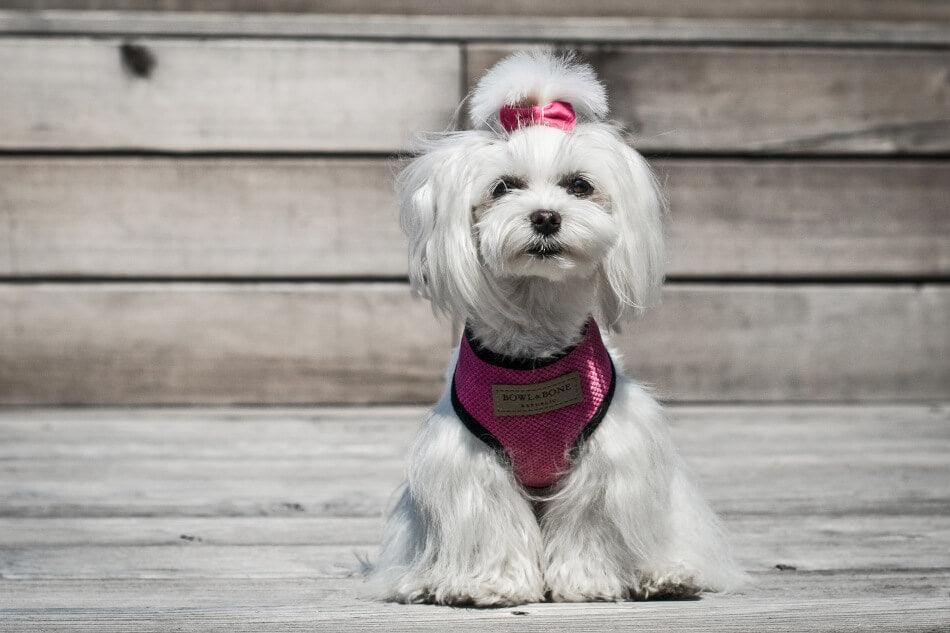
[{"left": 451, "top": 320, "right": 616, "bottom": 488}]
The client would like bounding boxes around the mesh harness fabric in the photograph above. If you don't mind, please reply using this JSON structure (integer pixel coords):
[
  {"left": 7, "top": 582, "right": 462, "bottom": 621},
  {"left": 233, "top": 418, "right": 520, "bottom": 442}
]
[{"left": 451, "top": 319, "right": 616, "bottom": 489}]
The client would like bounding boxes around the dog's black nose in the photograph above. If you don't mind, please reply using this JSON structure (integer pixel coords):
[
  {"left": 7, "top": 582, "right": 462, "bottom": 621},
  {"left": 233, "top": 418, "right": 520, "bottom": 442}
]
[{"left": 529, "top": 209, "right": 561, "bottom": 236}]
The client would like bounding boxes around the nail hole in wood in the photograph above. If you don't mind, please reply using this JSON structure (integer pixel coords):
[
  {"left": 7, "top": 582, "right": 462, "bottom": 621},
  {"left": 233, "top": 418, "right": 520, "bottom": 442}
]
[{"left": 120, "top": 42, "right": 156, "bottom": 79}]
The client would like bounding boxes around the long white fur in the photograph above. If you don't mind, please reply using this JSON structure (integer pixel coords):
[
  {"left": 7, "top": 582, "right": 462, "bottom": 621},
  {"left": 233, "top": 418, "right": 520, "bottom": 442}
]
[{"left": 371, "top": 51, "right": 746, "bottom": 606}]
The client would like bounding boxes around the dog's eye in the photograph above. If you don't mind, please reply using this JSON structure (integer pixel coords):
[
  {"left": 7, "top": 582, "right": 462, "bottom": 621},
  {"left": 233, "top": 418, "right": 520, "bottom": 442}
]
[
  {"left": 567, "top": 177, "right": 593, "bottom": 197},
  {"left": 491, "top": 178, "right": 522, "bottom": 199}
]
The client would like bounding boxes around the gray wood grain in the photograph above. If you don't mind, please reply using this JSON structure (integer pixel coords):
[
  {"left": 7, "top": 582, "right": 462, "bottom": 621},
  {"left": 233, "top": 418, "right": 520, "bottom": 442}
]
[
  {"left": 468, "top": 45, "right": 950, "bottom": 154},
  {"left": 3, "top": 570, "right": 946, "bottom": 608},
  {"left": 1, "top": 283, "right": 946, "bottom": 404},
  {"left": 628, "top": 284, "right": 949, "bottom": 401},
  {"left": 2, "top": 158, "right": 946, "bottom": 278},
  {"left": 3, "top": 11, "right": 949, "bottom": 46},
  {"left": 0, "top": 513, "right": 950, "bottom": 568},
  {"left": 662, "top": 160, "right": 950, "bottom": 277},
  {"left": 0, "top": 574, "right": 945, "bottom": 633},
  {"left": 3, "top": 404, "right": 946, "bottom": 460},
  {"left": 2, "top": 454, "right": 943, "bottom": 519},
  {"left": 3, "top": 538, "right": 946, "bottom": 581},
  {"left": 0, "top": 282, "right": 455, "bottom": 405},
  {"left": 2, "top": 514, "right": 948, "bottom": 572},
  {"left": 0, "top": 405, "right": 946, "bottom": 519},
  {"left": 0, "top": 158, "right": 407, "bottom": 277},
  {"left": 4, "top": 39, "right": 949, "bottom": 153},
  {"left": 2, "top": 1, "right": 948, "bottom": 21},
  {"left": 0, "top": 405, "right": 947, "bottom": 631},
  {"left": 0, "top": 38, "right": 460, "bottom": 152}
]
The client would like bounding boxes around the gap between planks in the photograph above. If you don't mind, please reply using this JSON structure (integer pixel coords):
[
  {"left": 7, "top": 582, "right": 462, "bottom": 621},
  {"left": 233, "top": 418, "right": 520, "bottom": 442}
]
[{"left": 0, "top": 12, "right": 949, "bottom": 48}]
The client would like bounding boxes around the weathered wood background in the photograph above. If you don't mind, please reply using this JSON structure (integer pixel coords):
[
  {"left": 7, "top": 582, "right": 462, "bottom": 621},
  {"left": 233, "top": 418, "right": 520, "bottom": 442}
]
[
  {"left": 1, "top": 5, "right": 948, "bottom": 632},
  {"left": 1, "top": 404, "right": 948, "bottom": 631},
  {"left": 0, "top": 4, "right": 948, "bottom": 404}
]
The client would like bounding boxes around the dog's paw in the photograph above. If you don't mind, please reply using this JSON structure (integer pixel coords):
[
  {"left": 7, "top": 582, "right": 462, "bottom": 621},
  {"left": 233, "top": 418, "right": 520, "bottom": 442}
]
[
  {"left": 388, "top": 575, "right": 544, "bottom": 607},
  {"left": 636, "top": 571, "right": 702, "bottom": 600},
  {"left": 438, "top": 584, "right": 543, "bottom": 607},
  {"left": 545, "top": 561, "right": 704, "bottom": 602},
  {"left": 544, "top": 562, "right": 633, "bottom": 602},
  {"left": 401, "top": 584, "right": 543, "bottom": 607},
  {"left": 547, "top": 584, "right": 630, "bottom": 603}
]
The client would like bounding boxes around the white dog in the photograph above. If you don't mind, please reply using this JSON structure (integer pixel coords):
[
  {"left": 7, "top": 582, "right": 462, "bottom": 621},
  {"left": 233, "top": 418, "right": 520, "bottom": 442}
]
[{"left": 370, "top": 51, "right": 745, "bottom": 606}]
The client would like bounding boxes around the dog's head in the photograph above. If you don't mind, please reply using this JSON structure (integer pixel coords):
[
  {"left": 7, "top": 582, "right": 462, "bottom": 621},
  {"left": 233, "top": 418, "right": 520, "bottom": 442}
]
[{"left": 398, "top": 51, "right": 665, "bottom": 328}]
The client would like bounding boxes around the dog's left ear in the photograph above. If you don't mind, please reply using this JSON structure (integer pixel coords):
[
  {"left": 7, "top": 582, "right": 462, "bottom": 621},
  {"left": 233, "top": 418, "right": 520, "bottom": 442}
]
[{"left": 598, "top": 142, "right": 666, "bottom": 327}]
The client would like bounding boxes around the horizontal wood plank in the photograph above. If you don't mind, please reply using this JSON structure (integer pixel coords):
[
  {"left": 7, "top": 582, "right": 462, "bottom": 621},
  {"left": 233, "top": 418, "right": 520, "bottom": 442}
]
[
  {"left": 0, "top": 283, "right": 454, "bottom": 404},
  {"left": 3, "top": 536, "right": 947, "bottom": 581},
  {"left": 661, "top": 159, "right": 950, "bottom": 277},
  {"left": 1, "top": 405, "right": 946, "bottom": 462},
  {"left": 0, "top": 405, "right": 946, "bottom": 519},
  {"left": 2, "top": 514, "right": 948, "bottom": 571},
  {"left": 1, "top": 452, "right": 944, "bottom": 519},
  {"left": 3, "top": 571, "right": 946, "bottom": 609},
  {"left": 1, "top": 544, "right": 363, "bottom": 580},
  {"left": 1, "top": 513, "right": 948, "bottom": 573},
  {"left": 2, "top": 2, "right": 948, "bottom": 21},
  {"left": 0, "top": 38, "right": 460, "bottom": 152},
  {"left": 3, "top": 12, "right": 950, "bottom": 46},
  {"left": 1, "top": 158, "right": 947, "bottom": 278},
  {"left": 2, "top": 39, "right": 948, "bottom": 153},
  {"left": 0, "top": 284, "right": 946, "bottom": 404},
  {"left": 468, "top": 45, "right": 950, "bottom": 154},
  {"left": 630, "top": 284, "right": 949, "bottom": 401},
  {"left": 0, "top": 158, "right": 407, "bottom": 277},
  {"left": 0, "top": 574, "right": 945, "bottom": 633}
]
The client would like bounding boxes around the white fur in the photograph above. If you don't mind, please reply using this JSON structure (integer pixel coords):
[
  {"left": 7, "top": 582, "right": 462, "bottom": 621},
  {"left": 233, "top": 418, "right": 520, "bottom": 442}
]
[
  {"left": 469, "top": 50, "right": 608, "bottom": 132},
  {"left": 371, "top": 51, "right": 746, "bottom": 606}
]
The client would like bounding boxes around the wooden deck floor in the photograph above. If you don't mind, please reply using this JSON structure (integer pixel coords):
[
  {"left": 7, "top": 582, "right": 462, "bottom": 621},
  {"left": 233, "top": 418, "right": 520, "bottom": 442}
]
[{"left": 1, "top": 405, "right": 948, "bottom": 632}]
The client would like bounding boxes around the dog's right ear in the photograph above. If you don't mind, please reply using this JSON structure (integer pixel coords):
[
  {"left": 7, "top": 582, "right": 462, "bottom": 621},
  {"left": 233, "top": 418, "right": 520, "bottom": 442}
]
[
  {"left": 396, "top": 149, "right": 438, "bottom": 298},
  {"left": 396, "top": 132, "right": 492, "bottom": 318}
]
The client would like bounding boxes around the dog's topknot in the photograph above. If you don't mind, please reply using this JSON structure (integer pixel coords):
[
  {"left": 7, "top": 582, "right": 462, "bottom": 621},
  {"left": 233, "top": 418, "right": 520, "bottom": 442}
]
[{"left": 469, "top": 51, "right": 608, "bottom": 131}]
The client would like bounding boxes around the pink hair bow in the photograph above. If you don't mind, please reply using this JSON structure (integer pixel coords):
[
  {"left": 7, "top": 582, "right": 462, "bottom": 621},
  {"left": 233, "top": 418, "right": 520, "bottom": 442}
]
[{"left": 499, "top": 100, "right": 576, "bottom": 132}]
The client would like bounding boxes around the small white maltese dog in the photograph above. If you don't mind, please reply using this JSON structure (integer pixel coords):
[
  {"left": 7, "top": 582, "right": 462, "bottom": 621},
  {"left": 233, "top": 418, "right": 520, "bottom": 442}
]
[{"left": 370, "top": 51, "right": 745, "bottom": 606}]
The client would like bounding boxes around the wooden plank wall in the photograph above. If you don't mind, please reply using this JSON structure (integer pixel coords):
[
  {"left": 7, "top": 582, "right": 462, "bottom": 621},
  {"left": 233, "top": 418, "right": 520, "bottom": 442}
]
[
  {"left": 0, "top": 8, "right": 947, "bottom": 404},
  {"left": 2, "top": 1, "right": 949, "bottom": 21}
]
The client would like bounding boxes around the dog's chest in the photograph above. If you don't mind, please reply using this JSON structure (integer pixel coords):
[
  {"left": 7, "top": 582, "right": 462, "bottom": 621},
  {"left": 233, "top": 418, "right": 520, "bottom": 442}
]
[{"left": 451, "top": 320, "right": 616, "bottom": 488}]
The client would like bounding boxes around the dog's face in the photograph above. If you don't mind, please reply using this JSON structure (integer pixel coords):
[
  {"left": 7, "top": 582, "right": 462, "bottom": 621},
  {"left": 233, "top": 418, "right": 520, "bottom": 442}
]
[
  {"left": 472, "top": 125, "right": 619, "bottom": 283},
  {"left": 397, "top": 122, "right": 665, "bottom": 326}
]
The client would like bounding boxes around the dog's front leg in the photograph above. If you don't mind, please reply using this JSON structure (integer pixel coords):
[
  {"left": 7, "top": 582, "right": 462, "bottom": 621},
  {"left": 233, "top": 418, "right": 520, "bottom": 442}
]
[
  {"left": 373, "top": 400, "right": 544, "bottom": 606},
  {"left": 542, "top": 381, "right": 744, "bottom": 600},
  {"left": 541, "top": 382, "right": 693, "bottom": 601},
  {"left": 541, "top": 423, "right": 667, "bottom": 600}
]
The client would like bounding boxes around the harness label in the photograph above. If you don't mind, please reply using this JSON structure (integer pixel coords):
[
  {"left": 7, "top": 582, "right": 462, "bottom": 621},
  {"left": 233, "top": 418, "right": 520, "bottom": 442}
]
[{"left": 491, "top": 371, "right": 583, "bottom": 416}]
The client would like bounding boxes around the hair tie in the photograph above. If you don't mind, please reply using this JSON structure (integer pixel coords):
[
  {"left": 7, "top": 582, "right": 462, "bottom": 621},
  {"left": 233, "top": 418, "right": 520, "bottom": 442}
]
[{"left": 499, "top": 100, "right": 576, "bottom": 133}]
